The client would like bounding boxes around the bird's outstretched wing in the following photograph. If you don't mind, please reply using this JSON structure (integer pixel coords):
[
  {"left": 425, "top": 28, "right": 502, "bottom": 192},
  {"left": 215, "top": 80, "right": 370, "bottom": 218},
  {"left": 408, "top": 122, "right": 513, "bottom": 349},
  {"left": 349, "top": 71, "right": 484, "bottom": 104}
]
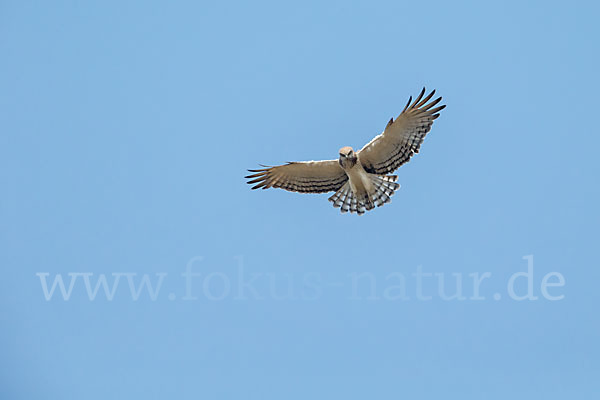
[
  {"left": 358, "top": 88, "right": 445, "bottom": 175},
  {"left": 245, "top": 160, "right": 348, "bottom": 193}
]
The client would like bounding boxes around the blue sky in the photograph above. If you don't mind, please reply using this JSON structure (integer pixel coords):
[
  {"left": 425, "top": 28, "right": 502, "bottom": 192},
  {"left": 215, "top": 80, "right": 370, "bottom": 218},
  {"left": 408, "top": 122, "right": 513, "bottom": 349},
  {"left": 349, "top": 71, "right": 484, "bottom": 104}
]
[{"left": 1, "top": 1, "right": 599, "bottom": 399}]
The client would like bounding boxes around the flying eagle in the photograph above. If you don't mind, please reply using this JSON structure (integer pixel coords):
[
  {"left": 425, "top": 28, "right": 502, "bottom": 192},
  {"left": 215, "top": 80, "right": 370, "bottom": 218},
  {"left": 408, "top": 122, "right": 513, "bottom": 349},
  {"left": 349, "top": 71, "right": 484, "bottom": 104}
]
[{"left": 246, "top": 88, "right": 445, "bottom": 215}]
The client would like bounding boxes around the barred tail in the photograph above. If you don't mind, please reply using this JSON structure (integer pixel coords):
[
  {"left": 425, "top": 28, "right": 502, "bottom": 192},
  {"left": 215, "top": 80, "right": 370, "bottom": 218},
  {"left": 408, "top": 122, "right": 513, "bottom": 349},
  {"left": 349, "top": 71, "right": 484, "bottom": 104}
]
[
  {"left": 370, "top": 175, "right": 400, "bottom": 207},
  {"left": 328, "top": 175, "right": 400, "bottom": 215}
]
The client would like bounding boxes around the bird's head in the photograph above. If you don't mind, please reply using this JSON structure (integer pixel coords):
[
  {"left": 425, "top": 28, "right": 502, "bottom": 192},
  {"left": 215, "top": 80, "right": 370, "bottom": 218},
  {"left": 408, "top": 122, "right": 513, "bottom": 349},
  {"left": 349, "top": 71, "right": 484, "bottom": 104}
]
[{"left": 338, "top": 146, "right": 357, "bottom": 168}]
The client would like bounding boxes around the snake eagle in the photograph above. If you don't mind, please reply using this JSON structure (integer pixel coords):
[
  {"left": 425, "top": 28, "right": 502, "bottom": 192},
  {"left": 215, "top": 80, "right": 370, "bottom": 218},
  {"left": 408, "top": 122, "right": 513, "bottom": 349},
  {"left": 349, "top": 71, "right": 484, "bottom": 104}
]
[{"left": 246, "top": 88, "right": 445, "bottom": 215}]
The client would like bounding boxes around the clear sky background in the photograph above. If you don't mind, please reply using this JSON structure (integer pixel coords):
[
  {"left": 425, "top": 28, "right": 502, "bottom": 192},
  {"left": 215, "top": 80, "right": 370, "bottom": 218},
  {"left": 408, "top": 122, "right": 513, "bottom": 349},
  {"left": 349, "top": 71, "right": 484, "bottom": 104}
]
[{"left": 1, "top": 1, "right": 599, "bottom": 399}]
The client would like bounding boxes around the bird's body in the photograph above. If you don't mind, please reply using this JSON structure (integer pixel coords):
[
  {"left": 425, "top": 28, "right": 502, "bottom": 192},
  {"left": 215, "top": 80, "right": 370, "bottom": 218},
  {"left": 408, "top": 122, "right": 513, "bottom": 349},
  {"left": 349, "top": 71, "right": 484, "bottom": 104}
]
[
  {"left": 337, "top": 148, "right": 379, "bottom": 210},
  {"left": 338, "top": 146, "right": 371, "bottom": 201},
  {"left": 246, "top": 88, "right": 445, "bottom": 215},
  {"left": 345, "top": 161, "right": 372, "bottom": 201}
]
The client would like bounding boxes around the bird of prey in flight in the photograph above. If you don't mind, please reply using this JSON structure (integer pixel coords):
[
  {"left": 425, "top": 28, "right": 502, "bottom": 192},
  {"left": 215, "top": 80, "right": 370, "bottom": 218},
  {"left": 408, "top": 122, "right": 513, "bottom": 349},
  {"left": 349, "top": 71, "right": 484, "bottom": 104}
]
[{"left": 246, "top": 88, "right": 445, "bottom": 215}]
